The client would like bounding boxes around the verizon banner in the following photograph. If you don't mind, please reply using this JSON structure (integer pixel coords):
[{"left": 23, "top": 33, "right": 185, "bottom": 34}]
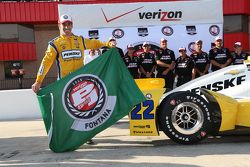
[
  {"left": 58, "top": 0, "right": 223, "bottom": 55},
  {"left": 59, "top": 0, "right": 222, "bottom": 28}
]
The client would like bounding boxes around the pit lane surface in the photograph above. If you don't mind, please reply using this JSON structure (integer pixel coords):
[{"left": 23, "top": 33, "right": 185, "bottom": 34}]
[{"left": 1, "top": 118, "right": 250, "bottom": 167}]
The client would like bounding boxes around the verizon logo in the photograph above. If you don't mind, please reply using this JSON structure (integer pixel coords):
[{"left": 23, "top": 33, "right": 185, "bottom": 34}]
[{"left": 139, "top": 9, "right": 182, "bottom": 21}]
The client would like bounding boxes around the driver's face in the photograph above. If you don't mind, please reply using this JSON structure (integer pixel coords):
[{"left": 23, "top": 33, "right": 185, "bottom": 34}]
[{"left": 59, "top": 21, "right": 73, "bottom": 36}]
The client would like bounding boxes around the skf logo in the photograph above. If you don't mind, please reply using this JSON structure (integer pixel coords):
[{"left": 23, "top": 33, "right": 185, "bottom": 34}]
[
  {"left": 62, "top": 74, "right": 116, "bottom": 131},
  {"left": 191, "top": 75, "right": 246, "bottom": 93},
  {"left": 138, "top": 9, "right": 182, "bottom": 21}
]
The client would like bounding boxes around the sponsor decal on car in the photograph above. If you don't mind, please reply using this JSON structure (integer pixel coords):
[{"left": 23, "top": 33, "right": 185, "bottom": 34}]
[
  {"left": 191, "top": 75, "right": 246, "bottom": 93},
  {"left": 224, "top": 69, "right": 245, "bottom": 76}
]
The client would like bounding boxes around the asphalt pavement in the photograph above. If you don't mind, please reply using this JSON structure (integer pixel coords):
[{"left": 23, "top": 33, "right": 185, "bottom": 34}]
[{"left": 1, "top": 118, "right": 250, "bottom": 167}]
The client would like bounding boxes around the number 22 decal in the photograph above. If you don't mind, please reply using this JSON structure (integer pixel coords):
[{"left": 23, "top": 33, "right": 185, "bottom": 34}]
[{"left": 131, "top": 100, "right": 154, "bottom": 120}]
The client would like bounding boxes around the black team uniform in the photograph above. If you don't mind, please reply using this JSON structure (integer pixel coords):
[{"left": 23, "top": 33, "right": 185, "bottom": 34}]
[
  {"left": 209, "top": 47, "right": 231, "bottom": 72},
  {"left": 123, "top": 55, "right": 140, "bottom": 79},
  {"left": 231, "top": 51, "right": 249, "bottom": 65},
  {"left": 175, "top": 56, "right": 195, "bottom": 87},
  {"left": 190, "top": 51, "right": 210, "bottom": 78},
  {"left": 155, "top": 48, "right": 176, "bottom": 89},
  {"left": 138, "top": 52, "right": 156, "bottom": 78}
]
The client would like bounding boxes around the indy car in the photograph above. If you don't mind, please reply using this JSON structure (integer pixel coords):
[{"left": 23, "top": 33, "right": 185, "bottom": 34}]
[{"left": 130, "top": 60, "right": 250, "bottom": 144}]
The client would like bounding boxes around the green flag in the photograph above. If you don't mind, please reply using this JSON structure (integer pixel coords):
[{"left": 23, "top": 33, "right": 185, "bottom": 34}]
[{"left": 37, "top": 48, "right": 146, "bottom": 152}]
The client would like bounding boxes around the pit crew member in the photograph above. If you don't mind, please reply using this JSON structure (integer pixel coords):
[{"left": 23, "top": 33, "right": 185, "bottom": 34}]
[
  {"left": 209, "top": 36, "right": 232, "bottom": 72},
  {"left": 175, "top": 47, "right": 195, "bottom": 87},
  {"left": 155, "top": 38, "right": 175, "bottom": 89},
  {"left": 190, "top": 40, "right": 210, "bottom": 78}
]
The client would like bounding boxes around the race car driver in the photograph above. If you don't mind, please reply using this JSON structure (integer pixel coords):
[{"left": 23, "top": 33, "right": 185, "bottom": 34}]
[{"left": 32, "top": 14, "right": 108, "bottom": 93}]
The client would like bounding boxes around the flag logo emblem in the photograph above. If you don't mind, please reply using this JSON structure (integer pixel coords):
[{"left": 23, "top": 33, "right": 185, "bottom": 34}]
[{"left": 62, "top": 74, "right": 107, "bottom": 120}]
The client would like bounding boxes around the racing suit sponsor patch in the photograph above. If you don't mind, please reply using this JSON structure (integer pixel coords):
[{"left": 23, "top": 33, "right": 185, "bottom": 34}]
[{"left": 62, "top": 50, "right": 82, "bottom": 60}]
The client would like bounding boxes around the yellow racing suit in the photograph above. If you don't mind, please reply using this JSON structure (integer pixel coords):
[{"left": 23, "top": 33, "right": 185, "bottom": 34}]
[{"left": 36, "top": 35, "right": 107, "bottom": 83}]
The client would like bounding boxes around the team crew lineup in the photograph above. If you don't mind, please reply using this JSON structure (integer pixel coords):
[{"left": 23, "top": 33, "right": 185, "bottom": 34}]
[
  {"left": 120, "top": 37, "right": 248, "bottom": 90},
  {"left": 121, "top": 36, "right": 249, "bottom": 89},
  {"left": 85, "top": 36, "right": 249, "bottom": 89},
  {"left": 33, "top": 14, "right": 250, "bottom": 94}
]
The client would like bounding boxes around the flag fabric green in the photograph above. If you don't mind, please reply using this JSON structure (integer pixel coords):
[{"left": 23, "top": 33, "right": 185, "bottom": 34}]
[{"left": 37, "top": 48, "right": 146, "bottom": 152}]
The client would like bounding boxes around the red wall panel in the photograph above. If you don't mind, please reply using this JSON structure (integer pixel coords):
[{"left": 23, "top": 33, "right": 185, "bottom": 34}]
[
  {"left": 1, "top": 0, "right": 249, "bottom": 24},
  {"left": 223, "top": 0, "right": 250, "bottom": 15},
  {"left": 0, "top": 2, "right": 58, "bottom": 24},
  {"left": 0, "top": 42, "right": 36, "bottom": 61},
  {"left": 224, "top": 32, "right": 249, "bottom": 51},
  {"left": 19, "top": 3, "right": 25, "bottom": 22}
]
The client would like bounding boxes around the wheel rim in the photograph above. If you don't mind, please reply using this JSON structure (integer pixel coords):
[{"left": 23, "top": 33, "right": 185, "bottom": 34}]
[{"left": 171, "top": 102, "right": 204, "bottom": 135}]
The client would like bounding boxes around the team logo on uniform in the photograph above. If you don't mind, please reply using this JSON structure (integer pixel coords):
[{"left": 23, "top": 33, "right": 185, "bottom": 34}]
[
  {"left": 88, "top": 30, "right": 99, "bottom": 39},
  {"left": 59, "top": 42, "right": 67, "bottom": 50},
  {"left": 62, "top": 74, "right": 116, "bottom": 131},
  {"left": 209, "top": 25, "right": 220, "bottom": 36},
  {"left": 161, "top": 26, "right": 174, "bottom": 36},
  {"left": 186, "top": 26, "right": 197, "bottom": 35},
  {"left": 61, "top": 45, "right": 66, "bottom": 49},
  {"left": 112, "top": 29, "right": 124, "bottom": 39},
  {"left": 138, "top": 28, "right": 148, "bottom": 37},
  {"left": 188, "top": 42, "right": 195, "bottom": 53}
]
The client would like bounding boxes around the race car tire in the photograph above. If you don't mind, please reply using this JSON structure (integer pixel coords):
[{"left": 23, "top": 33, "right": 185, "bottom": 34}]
[
  {"left": 156, "top": 92, "right": 183, "bottom": 131},
  {"left": 158, "top": 91, "right": 213, "bottom": 144}
]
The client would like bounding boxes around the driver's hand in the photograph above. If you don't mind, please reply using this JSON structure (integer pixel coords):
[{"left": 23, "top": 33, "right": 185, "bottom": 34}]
[{"left": 32, "top": 82, "right": 41, "bottom": 93}]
